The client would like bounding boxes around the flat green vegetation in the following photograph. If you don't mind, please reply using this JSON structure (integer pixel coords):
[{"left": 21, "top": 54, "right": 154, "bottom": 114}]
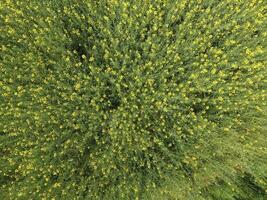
[{"left": 0, "top": 0, "right": 266, "bottom": 199}]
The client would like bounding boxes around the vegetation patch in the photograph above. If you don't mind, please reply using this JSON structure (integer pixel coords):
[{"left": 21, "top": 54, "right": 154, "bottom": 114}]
[{"left": 0, "top": 0, "right": 266, "bottom": 199}]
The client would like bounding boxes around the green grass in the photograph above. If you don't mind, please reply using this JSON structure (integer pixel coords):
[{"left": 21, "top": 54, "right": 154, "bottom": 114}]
[{"left": 0, "top": 0, "right": 266, "bottom": 199}]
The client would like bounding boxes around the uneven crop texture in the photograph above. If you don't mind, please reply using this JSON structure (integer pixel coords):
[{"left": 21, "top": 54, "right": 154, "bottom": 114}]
[{"left": 0, "top": 0, "right": 267, "bottom": 199}]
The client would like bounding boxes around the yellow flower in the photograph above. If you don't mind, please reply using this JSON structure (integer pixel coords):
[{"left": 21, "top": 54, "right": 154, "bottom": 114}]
[{"left": 75, "top": 83, "right": 81, "bottom": 91}]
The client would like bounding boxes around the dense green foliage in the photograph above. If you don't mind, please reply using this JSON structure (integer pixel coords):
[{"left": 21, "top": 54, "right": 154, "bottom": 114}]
[{"left": 0, "top": 0, "right": 266, "bottom": 199}]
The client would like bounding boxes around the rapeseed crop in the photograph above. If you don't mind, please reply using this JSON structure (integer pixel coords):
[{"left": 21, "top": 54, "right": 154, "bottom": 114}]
[{"left": 0, "top": 0, "right": 266, "bottom": 199}]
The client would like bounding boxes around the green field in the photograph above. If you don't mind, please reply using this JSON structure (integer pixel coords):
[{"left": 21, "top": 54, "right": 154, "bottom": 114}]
[{"left": 0, "top": 0, "right": 266, "bottom": 199}]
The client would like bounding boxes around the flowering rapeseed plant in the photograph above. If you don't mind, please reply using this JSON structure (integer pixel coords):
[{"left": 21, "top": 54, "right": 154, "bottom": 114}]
[{"left": 0, "top": 0, "right": 266, "bottom": 199}]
